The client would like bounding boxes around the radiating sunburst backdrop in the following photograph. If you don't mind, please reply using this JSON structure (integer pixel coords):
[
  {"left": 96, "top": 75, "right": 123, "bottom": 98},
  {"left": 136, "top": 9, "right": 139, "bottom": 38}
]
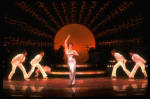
[{"left": 3, "top": 1, "right": 147, "bottom": 64}]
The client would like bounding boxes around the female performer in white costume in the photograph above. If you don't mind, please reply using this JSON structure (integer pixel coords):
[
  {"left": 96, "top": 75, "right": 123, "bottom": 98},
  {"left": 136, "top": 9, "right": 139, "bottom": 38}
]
[{"left": 65, "top": 35, "right": 79, "bottom": 85}]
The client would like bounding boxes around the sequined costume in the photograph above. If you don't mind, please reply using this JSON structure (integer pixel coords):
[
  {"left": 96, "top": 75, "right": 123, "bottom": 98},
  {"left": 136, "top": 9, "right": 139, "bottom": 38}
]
[{"left": 67, "top": 51, "right": 76, "bottom": 85}]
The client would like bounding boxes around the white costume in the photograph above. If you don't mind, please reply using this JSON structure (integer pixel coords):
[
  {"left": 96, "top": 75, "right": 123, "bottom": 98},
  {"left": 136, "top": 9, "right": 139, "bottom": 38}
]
[
  {"left": 129, "top": 54, "right": 147, "bottom": 78},
  {"left": 8, "top": 54, "right": 28, "bottom": 79},
  {"left": 28, "top": 54, "right": 47, "bottom": 78},
  {"left": 112, "top": 53, "right": 130, "bottom": 77}
]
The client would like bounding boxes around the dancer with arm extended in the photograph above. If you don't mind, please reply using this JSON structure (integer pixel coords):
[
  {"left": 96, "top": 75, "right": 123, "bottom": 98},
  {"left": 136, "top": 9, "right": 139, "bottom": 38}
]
[{"left": 65, "top": 35, "right": 79, "bottom": 85}]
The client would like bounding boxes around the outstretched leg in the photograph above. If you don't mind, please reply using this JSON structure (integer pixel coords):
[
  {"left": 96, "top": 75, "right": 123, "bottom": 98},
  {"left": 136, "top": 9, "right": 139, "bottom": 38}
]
[
  {"left": 120, "top": 62, "right": 131, "bottom": 77},
  {"left": 139, "top": 63, "right": 147, "bottom": 78},
  {"left": 129, "top": 64, "right": 139, "bottom": 78},
  {"left": 111, "top": 62, "right": 120, "bottom": 77},
  {"left": 28, "top": 65, "right": 36, "bottom": 78},
  {"left": 8, "top": 64, "right": 17, "bottom": 80}
]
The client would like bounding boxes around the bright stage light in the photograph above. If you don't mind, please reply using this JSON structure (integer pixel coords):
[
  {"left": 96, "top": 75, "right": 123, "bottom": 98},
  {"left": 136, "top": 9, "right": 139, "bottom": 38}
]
[
  {"left": 54, "top": 24, "right": 95, "bottom": 64},
  {"left": 128, "top": 60, "right": 131, "bottom": 63},
  {"left": 145, "top": 65, "right": 148, "bottom": 67}
]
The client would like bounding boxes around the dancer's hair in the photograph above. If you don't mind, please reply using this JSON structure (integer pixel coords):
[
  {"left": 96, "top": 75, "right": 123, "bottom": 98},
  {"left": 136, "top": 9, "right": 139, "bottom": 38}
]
[
  {"left": 111, "top": 49, "right": 116, "bottom": 53},
  {"left": 68, "top": 42, "right": 73, "bottom": 46},
  {"left": 129, "top": 50, "right": 134, "bottom": 53},
  {"left": 40, "top": 51, "right": 44, "bottom": 54},
  {"left": 23, "top": 50, "right": 27, "bottom": 53}
]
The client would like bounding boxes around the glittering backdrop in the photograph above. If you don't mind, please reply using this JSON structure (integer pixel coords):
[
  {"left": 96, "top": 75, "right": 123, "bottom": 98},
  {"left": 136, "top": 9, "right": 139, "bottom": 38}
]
[{"left": 3, "top": 1, "right": 147, "bottom": 64}]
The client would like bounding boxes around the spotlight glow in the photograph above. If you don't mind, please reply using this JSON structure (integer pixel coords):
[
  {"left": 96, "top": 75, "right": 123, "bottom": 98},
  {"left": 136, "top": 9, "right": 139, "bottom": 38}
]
[{"left": 54, "top": 24, "right": 95, "bottom": 64}]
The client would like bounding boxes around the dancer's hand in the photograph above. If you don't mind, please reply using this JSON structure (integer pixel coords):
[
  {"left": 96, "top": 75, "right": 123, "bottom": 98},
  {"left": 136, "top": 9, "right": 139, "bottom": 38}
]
[
  {"left": 65, "top": 35, "right": 70, "bottom": 42},
  {"left": 143, "top": 61, "right": 146, "bottom": 64},
  {"left": 66, "top": 35, "right": 71, "bottom": 40},
  {"left": 73, "top": 50, "right": 79, "bottom": 56},
  {"left": 123, "top": 61, "right": 125, "bottom": 63},
  {"left": 67, "top": 35, "right": 71, "bottom": 38},
  {"left": 123, "top": 60, "right": 127, "bottom": 64}
]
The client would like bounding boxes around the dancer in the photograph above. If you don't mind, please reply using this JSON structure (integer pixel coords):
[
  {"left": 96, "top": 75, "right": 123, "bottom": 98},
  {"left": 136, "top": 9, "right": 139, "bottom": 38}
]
[
  {"left": 35, "top": 65, "right": 51, "bottom": 77},
  {"left": 129, "top": 51, "right": 147, "bottom": 79},
  {"left": 111, "top": 50, "right": 130, "bottom": 78},
  {"left": 8, "top": 50, "right": 29, "bottom": 81},
  {"left": 28, "top": 51, "right": 47, "bottom": 79},
  {"left": 65, "top": 35, "right": 79, "bottom": 85}
]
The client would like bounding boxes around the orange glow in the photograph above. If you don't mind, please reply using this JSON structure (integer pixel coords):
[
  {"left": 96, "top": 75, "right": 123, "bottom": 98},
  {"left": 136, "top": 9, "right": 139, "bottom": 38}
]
[{"left": 54, "top": 24, "right": 95, "bottom": 64}]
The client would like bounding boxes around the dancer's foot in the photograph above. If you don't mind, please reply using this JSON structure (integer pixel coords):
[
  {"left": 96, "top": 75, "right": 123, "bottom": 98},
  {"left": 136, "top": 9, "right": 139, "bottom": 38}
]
[
  {"left": 8, "top": 79, "right": 11, "bottom": 82},
  {"left": 111, "top": 76, "right": 116, "bottom": 78},
  {"left": 25, "top": 78, "right": 30, "bottom": 81},
  {"left": 144, "top": 76, "right": 147, "bottom": 79},
  {"left": 43, "top": 77, "right": 48, "bottom": 79},
  {"left": 69, "top": 83, "right": 75, "bottom": 86},
  {"left": 8, "top": 77, "right": 11, "bottom": 82},
  {"left": 129, "top": 77, "right": 134, "bottom": 79},
  {"left": 8, "top": 77, "right": 11, "bottom": 80},
  {"left": 69, "top": 84, "right": 73, "bottom": 87}
]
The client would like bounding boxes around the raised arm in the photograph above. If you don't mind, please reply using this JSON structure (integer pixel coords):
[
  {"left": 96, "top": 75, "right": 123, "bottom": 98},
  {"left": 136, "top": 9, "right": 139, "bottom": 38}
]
[{"left": 64, "top": 35, "right": 70, "bottom": 52}]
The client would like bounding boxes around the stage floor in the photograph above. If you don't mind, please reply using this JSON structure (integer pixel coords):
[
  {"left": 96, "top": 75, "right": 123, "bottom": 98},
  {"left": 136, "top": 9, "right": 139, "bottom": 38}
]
[{"left": 3, "top": 76, "right": 148, "bottom": 97}]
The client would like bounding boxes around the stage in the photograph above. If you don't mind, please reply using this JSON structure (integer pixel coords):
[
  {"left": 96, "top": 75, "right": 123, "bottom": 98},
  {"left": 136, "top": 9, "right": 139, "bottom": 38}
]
[{"left": 3, "top": 77, "right": 148, "bottom": 97}]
